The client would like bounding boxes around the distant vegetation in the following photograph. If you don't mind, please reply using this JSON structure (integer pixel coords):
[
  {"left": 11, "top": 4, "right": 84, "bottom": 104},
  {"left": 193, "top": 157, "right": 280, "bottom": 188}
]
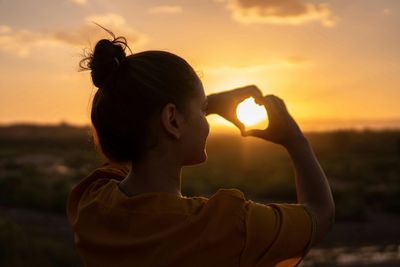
[{"left": 0, "top": 123, "right": 399, "bottom": 221}]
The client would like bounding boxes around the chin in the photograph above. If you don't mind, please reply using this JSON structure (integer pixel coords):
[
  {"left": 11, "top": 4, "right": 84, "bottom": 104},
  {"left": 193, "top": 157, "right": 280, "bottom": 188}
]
[{"left": 183, "top": 150, "right": 207, "bottom": 166}]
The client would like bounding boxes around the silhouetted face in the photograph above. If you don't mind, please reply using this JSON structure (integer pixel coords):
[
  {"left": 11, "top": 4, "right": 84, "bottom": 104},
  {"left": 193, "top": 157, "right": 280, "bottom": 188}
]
[{"left": 180, "top": 82, "right": 210, "bottom": 165}]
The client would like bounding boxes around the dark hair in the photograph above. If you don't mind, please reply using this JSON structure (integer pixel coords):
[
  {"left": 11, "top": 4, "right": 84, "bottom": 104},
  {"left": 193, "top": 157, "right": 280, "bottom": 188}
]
[{"left": 80, "top": 28, "right": 202, "bottom": 164}]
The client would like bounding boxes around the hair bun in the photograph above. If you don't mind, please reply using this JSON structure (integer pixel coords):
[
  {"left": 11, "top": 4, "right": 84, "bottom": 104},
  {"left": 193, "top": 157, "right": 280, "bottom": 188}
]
[
  {"left": 89, "top": 39, "right": 126, "bottom": 88},
  {"left": 79, "top": 27, "right": 131, "bottom": 88}
]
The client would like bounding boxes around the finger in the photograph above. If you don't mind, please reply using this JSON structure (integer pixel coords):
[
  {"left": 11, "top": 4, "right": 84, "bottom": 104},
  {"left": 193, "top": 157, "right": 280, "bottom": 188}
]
[
  {"left": 261, "top": 95, "right": 280, "bottom": 113},
  {"left": 273, "top": 96, "right": 288, "bottom": 111},
  {"left": 263, "top": 95, "right": 286, "bottom": 113},
  {"left": 234, "top": 85, "right": 263, "bottom": 100},
  {"left": 259, "top": 96, "right": 287, "bottom": 123},
  {"left": 254, "top": 97, "right": 265, "bottom": 105},
  {"left": 231, "top": 118, "right": 245, "bottom": 133}
]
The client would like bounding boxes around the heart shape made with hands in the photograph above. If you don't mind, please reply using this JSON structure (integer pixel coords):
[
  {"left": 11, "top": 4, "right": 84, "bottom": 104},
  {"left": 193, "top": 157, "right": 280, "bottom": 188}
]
[{"left": 236, "top": 97, "right": 269, "bottom": 130}]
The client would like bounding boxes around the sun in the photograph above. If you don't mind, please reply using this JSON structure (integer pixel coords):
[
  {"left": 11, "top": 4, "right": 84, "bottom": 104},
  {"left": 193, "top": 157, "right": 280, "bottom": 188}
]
[{"left": 236, "top": 97, "right": 268, "bottom": 127}]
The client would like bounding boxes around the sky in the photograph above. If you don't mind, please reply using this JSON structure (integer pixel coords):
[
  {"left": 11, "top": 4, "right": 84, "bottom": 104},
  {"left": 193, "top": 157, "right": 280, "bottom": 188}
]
[{"left": 0, "top": 0, "right": 399, "bottom": 131}]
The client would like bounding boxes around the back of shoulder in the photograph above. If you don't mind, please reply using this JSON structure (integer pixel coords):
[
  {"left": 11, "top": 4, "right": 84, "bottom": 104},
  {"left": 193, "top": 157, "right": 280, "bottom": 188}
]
[
  {"left": 211, "top": 188, "right": 246, "bottom": 200},
  {"left": 201, "top": 188, "right": 247, "bottom": 218},
  {"left": 66, "top": 162, "right": 128, "bottom": 225}
]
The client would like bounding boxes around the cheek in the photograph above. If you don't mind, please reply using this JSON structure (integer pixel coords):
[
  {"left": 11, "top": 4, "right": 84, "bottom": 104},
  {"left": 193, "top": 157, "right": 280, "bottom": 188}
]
[
  {"left": 199, "top": 115, "right": 210, "bottom": 139},
  {"left": 202, "top": 114, "right": 209, "bottom": 130}
]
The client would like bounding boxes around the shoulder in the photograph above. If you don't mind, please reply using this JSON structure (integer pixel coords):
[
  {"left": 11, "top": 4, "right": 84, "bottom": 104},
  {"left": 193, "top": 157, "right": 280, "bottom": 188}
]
[
  {"left": 199, "top": 188, "right": 247, "bottom": 219},
  {"left": 211, "top": 188, "right": 246, "bottom": 200},
  {"left": 66, "top": 162, "right": 128, "bottom": 225}
]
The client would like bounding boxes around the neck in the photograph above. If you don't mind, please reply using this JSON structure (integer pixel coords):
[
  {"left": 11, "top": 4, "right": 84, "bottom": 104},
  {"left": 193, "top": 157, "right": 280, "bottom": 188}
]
[{"left": 119, "top": 150, "right": 183, "bottom": 197}]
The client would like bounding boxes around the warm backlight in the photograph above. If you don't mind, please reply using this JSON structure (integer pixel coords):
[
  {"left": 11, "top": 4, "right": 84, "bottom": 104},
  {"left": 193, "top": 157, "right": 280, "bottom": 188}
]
[{"left": 236, "top": 97, "right": 268, "bottom": 127}]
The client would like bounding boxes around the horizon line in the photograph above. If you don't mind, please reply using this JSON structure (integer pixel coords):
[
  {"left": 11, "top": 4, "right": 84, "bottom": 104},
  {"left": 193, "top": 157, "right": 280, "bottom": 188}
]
[{"left": 2, "top": 118, "right": 400, "bottom": 133}]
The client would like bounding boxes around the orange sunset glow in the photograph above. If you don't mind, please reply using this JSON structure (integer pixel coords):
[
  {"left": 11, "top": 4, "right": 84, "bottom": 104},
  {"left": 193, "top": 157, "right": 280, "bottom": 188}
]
[
  {"left": 236, "top": 97, "right": 268, "bottom": 128},
  {"left": 0, "top": 1, "right": 399, "bottom": 131}
]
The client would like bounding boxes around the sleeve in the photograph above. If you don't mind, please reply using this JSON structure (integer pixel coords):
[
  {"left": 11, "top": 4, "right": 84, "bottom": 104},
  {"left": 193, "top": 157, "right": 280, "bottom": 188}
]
[
  {"left": 66, "top": 162, "right": 129, "bottom": 226},
  {"left": 239, "top": 201, "right": 317, "bottom": 267}
]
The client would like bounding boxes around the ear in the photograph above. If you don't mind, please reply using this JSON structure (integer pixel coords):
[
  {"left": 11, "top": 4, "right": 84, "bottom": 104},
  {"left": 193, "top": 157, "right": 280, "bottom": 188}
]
[{"left": 161, "top": 103, "right": 184, "bottom": 139}]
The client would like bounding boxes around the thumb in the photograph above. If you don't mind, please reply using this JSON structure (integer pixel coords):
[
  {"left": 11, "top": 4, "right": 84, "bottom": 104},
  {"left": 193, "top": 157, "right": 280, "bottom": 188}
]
[
  {"left": 231, "top": 119, "right": 245, "bottom": 135},
  {"left": 242, "top": 129, "right": 266, "bottom": 139}
]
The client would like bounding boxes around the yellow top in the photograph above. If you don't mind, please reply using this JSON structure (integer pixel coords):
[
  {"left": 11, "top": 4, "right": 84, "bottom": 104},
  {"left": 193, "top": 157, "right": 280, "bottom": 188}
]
[{"left": 67, "top": 162, "right": 316, "bottom": 267}]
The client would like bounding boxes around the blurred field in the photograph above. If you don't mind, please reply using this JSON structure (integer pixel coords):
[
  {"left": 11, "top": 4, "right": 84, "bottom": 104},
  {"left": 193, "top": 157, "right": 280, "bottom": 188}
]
[{"left": 0, "top": 123, "right": 399, "bottom": 266}]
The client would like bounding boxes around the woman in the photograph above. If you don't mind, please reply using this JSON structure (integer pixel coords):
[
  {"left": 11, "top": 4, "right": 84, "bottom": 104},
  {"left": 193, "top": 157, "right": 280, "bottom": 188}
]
[{"left": 67, "top": 30, "right": 335, "bottom": 267}]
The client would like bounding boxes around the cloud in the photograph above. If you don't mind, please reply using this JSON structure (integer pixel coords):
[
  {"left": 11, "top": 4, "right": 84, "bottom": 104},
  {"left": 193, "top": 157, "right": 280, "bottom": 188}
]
[
  {"left": 223, "top": 0, "right": 338, "bottom": 27},
  {"left": 286, "top": 55, "right": 307, "bottom": 64},
  {"left": 195, "top": 59, "right": 310, "bottom": 96},
  {"left": 0, "top": 14, "right": 148, "bottom": 57},
  {"left": 0, "top": 27, "right": 59, "bottom": 57},
  {"left": 201, "top": 59, "right": 308, "bottom": 75},
  {"left": 148, "top": 5, "right": 183, "bottom": 14},
  {"left": 71, "top": 0, "right": 87, "bottom": 5},
  {"left": 53, "top": 13, "right": 149, "bottom": 48},
  {"left": 382, "top": 8, "right": 392, "bottom": 16},
  {"left": 0, "top": 25, "right": 12, "bottom": 34}
]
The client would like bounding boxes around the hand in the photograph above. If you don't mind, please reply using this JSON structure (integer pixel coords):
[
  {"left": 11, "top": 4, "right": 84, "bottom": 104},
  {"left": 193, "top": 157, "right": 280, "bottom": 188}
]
[
  {"left": 206, "top": 85, "right": 263, "bottom": 134},
  {"left": 243, "top": 95, "right": 306, "bottom": 148}
]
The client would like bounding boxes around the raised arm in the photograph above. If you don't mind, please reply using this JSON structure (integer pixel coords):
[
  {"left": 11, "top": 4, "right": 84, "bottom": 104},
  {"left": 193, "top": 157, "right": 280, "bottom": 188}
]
[{"left": 244, "top": 95, "right": 335, "bottom": 245}]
